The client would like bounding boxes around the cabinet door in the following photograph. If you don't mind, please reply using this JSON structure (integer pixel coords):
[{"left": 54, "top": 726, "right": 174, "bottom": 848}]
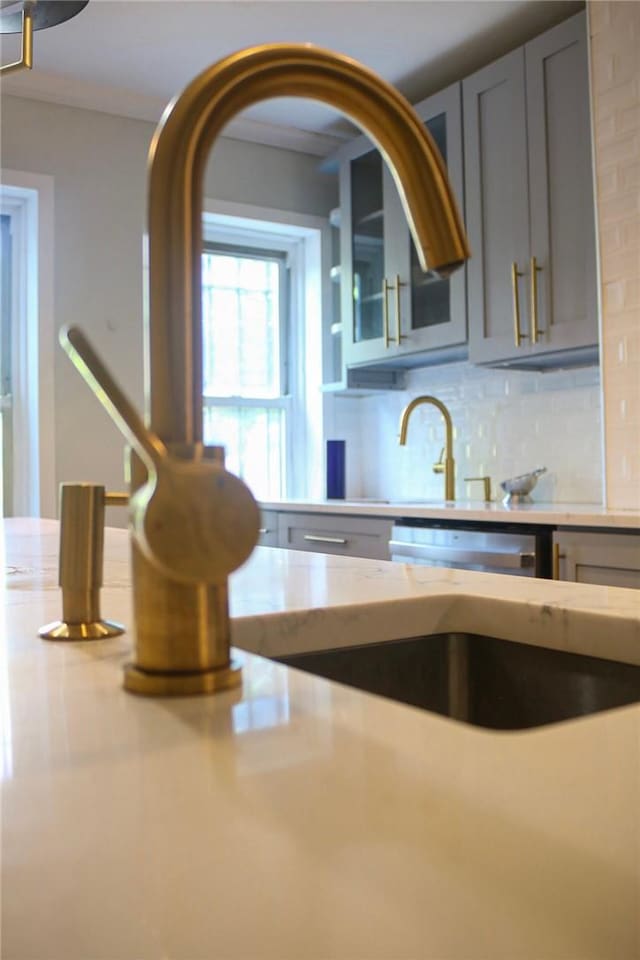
[
  {"left": 277, "top": 512, "right": 392, "bottom": 560},
  {"left": 554, "top": 531, "right": 640, "bottom": 589},
  {"left": 341, "top": 85, "right": 466, "bottom": 369},
  {"left": 385, "top": 83, "right": 467, "bottom": 357},
  {"left": 465, "top": 13, "right": 597, "bottom": 367},
  {"left": 526, "top": 11, "right": 598, "bottom": 355},
  {"left": 340, "top": 141, "right": 395, "bottom": 366},
  {"left": 464, "top": 49, "right": 530, "bottom": 364}
]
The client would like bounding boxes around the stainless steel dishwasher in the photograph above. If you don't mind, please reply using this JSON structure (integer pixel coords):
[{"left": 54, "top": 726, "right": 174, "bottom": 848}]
[{"left": 390, "top": 523, "right": 538, "bottom": 576}]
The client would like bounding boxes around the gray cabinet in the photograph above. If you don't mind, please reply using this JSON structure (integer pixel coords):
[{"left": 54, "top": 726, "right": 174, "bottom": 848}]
[
  {"left": 277, "top": 512, "right": 392, "bottom": 561},
  {"left": 464, "top": 11, "right": 598, "bottom": 368},
  {"left": 554, "top": 531, "right": 640, "bottom": 589},
  {"left": 339, "top": 83, "right": 467, "bottom": 372},
  {"left": 258, "top": 510, "right": 280, "bottom": 547}
]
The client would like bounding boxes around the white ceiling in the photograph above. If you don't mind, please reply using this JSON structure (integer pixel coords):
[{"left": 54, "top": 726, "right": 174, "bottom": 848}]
[{"left": 1, "top": 0, "right": 583, "bottom": 154}]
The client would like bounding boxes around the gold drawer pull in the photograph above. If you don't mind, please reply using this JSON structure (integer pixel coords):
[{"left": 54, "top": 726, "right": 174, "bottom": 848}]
[{"left": 303, "top": 534, "right": 348, "bottom": 545}]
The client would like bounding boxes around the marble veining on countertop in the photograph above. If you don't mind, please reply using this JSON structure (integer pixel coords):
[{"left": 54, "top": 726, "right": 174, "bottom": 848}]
[
  {"left": 259, "top": 498, "right": 640, "bottom": 528},
  {"left": 3, "top": 519, "right": 640, "bottom": 959}
]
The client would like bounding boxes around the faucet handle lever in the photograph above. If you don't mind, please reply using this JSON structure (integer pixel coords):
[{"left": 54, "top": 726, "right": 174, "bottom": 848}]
[
  {"left": 61, "top": 326, "right": 166, "bottom": 472},
  {"left": 433, "top": 447, "right": 445, "bottom": 475},
  {"left": 60, "top": 326, "right": 260, "bottom": 585}
]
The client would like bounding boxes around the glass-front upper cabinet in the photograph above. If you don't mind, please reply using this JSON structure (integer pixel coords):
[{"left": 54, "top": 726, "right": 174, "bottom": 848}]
[
  {"left": 350, "top": 149, "right": 385, "bottom": 345},
  {"left": 339, "top": 82, "right": 467, "bottom": 369}
]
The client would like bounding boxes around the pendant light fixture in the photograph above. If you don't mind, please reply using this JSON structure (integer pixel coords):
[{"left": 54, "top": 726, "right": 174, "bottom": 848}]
[{"left": 0, "top": 1, "right": 89, "bottom": 75}]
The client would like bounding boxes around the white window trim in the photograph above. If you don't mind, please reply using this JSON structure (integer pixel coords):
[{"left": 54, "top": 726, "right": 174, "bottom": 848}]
[
  {"left": 0, "top": 170, "right": 56, "bottom": 517},
  {"left": 202, "top": 199, "right": 331, "bottom": 500}
]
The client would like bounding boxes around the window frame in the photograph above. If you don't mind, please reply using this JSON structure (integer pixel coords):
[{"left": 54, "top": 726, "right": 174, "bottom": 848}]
[
  {"left": 201, "top": 239, "right": 293, "bottom": 498},
  {"left": 201, "top": 240, "right": 290, "bottom": 401},
  {"left": 201, "top": 200, "right": 331, "bottom": 501}
]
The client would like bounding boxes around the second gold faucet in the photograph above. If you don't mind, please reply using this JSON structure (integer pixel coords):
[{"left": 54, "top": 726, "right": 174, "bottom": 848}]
[{"left": 398, "top": 395, "right": 456, "bottom": 501}]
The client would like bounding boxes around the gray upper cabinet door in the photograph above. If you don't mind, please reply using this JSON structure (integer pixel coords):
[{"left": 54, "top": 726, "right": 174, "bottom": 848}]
[
  {"left": 465, "top": 11, "right": 598, "bottom": 368},
  {"left": 385, "top": 83, "right": 468, "bottom": 359},
  {"left": 464, "top": 49, "right": 531, "bottom": 364},
  {"left": 340, "top": 82, "right": 467, "bottom": 370},
  {"left": 339, "top": 137, "right": 394, "bottom": 367},
  {"left": 526, "top": 14, "right": 598, "bottom": 358}
]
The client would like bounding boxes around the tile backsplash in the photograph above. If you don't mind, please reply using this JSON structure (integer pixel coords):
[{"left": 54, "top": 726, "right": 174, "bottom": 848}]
[
  {"left": 330, "top": 361, "right": 602, "bottom": 504},
  {"left": 589, "top": 1, "right": 640, "bottom": 510}
]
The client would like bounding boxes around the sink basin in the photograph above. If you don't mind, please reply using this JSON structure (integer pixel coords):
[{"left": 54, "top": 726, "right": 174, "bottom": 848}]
[{"left": 275, "top": 633, "right": 640, "bottom": 730}]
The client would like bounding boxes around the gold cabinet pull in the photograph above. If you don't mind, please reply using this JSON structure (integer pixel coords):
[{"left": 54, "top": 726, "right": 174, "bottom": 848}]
[
  {"left": 511, "top": 261, "right": 526, "bottom": 347},
  {"left": 382, "top": 277, "right": 392, "bottom": 348},
  {"left": 393, "top": 274, "right": 406, "bottom": 345},
  {"left": 530, "top": 256, "right": 544, "bottom": 344}
]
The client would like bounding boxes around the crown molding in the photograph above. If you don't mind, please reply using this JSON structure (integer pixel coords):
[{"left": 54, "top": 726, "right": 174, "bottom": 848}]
[{"left": 0, "top": 70, "right": 350, "bottom": 156}]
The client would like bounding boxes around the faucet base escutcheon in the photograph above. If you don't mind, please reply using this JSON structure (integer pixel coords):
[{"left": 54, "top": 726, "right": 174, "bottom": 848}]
[
  {"left": 123, "top": 659, "right": 242, "bottom": 697},
  {"left": 39, "top": 619, "right": 125, "bottom": 642}
]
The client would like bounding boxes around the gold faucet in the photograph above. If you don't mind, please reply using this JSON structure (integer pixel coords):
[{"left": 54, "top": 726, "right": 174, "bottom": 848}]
[
  {"left": 58, "top": 44, "right": 469, "bottom": 696},
  {"left": 399, "top": 396, "right": 456, "bottom": 501}
]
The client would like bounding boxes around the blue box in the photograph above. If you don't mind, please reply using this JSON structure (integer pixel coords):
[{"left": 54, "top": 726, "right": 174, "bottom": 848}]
[{"left": 326, "top": 440, "right": 346, "bottom": 500}]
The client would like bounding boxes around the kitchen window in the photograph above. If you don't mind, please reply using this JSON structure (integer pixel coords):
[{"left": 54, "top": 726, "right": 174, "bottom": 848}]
[
  {"left": 200, "top": 204, "right": 328, "bottom": 503},
  {"left": 201, "top": 241, "right": 291, "bottom": 500}
]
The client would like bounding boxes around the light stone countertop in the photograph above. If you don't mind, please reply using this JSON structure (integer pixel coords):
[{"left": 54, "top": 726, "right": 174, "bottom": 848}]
[
  {"left": 3, "top": 518, "right": 640, "bottom": 959},
  {"left": 259, "top": 498, "right": 640, "bottom": 529}
]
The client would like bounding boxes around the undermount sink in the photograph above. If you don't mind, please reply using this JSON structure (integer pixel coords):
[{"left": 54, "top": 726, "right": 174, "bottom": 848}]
[{"left": 275, "top": 633, "right": 640, "bottom": 730}]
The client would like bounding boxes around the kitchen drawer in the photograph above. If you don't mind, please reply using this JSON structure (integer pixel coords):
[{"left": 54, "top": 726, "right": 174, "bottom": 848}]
[
  {"left": 258, "top": 510, "right": 280, "bottom": 547},
  {"left": 277, "top": 512, "right": 392, "bottom": 560}
]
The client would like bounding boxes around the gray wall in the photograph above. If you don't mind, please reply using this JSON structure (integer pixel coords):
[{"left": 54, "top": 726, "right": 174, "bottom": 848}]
[{"left": 0, "top": 94, "right": 337, "bottom": 504}]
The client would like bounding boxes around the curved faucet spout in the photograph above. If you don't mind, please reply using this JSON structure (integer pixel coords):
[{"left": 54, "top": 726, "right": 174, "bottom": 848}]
[
  {"left": 145, "top": 43, "right": 470, "bottom": 444},
  {"left": 399, "top": 395, "right": 456, "bottom": 501}
]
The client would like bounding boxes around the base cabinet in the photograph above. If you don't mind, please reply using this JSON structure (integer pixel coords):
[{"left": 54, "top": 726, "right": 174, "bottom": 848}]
[
  {"left": 262, "top": 511, "right": 640, "bottom": 587},
  {"left": 554, "top": 531, "right": 640, "bottom": 589},
  {"left": 276, "top": 512, "right": 392, "bottom": 561},
  {"left": 258, "top": 510, "right": 280, "bottom": 547}
]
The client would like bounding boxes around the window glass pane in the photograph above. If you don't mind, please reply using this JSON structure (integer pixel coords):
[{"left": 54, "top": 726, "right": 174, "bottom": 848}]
[
  {"left": 202, "top": 250, "right": 281, "bottom": 399},
  {"left": 203, "top": 404, "right": 285, "bottom": 500}
]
